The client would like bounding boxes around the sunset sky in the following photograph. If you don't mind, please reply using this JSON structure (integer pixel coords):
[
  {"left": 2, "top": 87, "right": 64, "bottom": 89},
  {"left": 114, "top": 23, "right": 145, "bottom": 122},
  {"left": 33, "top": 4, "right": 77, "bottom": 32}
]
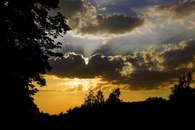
[{"left": 34, "top": 0, "right": 195, "bottom": 114}]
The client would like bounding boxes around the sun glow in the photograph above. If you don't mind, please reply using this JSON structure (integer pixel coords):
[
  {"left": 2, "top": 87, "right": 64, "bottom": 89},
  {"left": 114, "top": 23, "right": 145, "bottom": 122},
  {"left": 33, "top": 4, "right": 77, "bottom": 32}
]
[
  {"left": 34, "top": 75, "right": 109, "bottom": 114},
  {"left": 38, "top": 75, "right": 105, "bottom": 93},
  {"left": 57, "top": 78, "right": 99, "bottom": 92},
  {"left": 34, "top": 75, "right": 171, "bottom": 114}
]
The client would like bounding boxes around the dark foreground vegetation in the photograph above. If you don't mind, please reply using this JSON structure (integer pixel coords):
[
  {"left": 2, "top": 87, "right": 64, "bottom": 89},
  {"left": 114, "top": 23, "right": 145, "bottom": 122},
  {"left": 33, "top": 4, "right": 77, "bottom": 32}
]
[{"left": 38, "top": 72, "right": 195, "bottom": 129}]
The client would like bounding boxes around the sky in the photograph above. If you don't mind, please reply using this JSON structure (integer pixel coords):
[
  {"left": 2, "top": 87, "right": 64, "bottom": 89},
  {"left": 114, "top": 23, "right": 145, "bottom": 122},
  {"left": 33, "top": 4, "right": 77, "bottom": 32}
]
[{"left": 34, "top": 0, "right": 195, "bottom": 114}]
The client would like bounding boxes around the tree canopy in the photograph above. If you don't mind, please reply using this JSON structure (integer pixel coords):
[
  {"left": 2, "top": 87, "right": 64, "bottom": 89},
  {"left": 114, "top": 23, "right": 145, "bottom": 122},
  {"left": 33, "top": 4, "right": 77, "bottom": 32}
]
[
  {"left": 169, "top": 71, "right": 195, "bottom": 105},
  {"left": 0, "top": 0, "right": 70, "bottom": 127}
]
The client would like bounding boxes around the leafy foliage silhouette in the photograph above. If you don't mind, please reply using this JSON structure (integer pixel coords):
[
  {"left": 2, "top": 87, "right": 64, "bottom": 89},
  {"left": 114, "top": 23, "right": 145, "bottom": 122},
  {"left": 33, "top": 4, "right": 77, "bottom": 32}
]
[
  {"left": 0, "top": 0, "right": 69, "bottom": 128},
  {"left": 95, "top": 90, "right": 105, "bottom": 105},
  {"left": 83, "top": 90, "right": 96, "bottom": 107},
  {"left": 83, "top": 88, "right": 121, "bottom": 108},
  {"left": 169, "top": 71, "right": 195, "bottom": 105},
  {"left": 106, "top": 88, "right": 121, "bottom": 104}
]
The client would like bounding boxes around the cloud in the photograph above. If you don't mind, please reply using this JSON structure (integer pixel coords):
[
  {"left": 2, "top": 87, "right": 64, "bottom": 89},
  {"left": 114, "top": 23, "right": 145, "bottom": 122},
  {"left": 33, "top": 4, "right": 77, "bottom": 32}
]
[
  {"left": 59, "top": 0, "right": 84, "bottom": 18},
  {"left": 48, "top": 1, "right": 195, "bottom": 90},
  {"left": 59, "top": 0, "right": 144, "bottom": 35},
  {"left": 161, "top": 39, "right": 195, "bottom": 70},
  {"left": 56, "top": 32, "right": 103, "bottom": 56},
  {"left": 80, "top": 14, "right": 144, "bottom": 35},
  {"left": 85, "top": 0, "right": 179, "bottom": 10},
  {"left": 155, "top": 0, "right": 195, "bottom": 19},
  {"left": 121, "top": 39, "right": 195, "bottom": 89},
  {"left": 55, "top": 0, "right": 195, "bottom": 57},
  {"left": 86, "top": 53, "right": 124, "bottom": 80},
  {"left": 48, "top": 39, "right": 195, "bottom": 90},
  {"left": 49, "top": 52, "right": 124, "bottom": 79},
  {"left": 49, "top": 52, "right": 86, "bottom": 78},
  {"left": 94, "top": 2, "right": 195, "bottom": 55}
]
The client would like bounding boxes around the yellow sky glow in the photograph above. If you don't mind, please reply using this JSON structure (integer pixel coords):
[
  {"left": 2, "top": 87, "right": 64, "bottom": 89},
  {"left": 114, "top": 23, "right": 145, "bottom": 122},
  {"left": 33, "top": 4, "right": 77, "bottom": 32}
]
[{"left": 33, "top": 75, "right": 173, "bottom": 115}]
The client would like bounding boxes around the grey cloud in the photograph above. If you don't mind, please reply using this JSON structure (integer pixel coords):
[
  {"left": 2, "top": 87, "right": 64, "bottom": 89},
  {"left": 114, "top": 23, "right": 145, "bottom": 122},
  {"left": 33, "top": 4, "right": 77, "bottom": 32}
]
[
  {"left": 122, "top": 39, "right": 195, "bottom": 89},
  {"left": 121, "top": 70, "right": 184, "bottom": 90},
  {"left": 59, "top": 0, "right": 83, "bottom": 18},
  {"left": 94, "top": 11, "right": 195, "bottom": 56},
  {"left": 49, "top": 53, "right": 86, "bottom": 78},
  {"left": 48, "top": 39, "right": 195, "bottom": 90},
  {"left": 86, "top": 0, "right": 179, "bottom": 10},
  {"left": 120, "top": 55, "right": 191, "bottom": 90},
  {"left": 49, "top": 53, "right": 124, "bottom": 79},
  {"left": 156, "top": 0, "right": 195, "bottom": 18},
  {"left": 59, "top": 0, "right": 144, "bottom": 35},
  {"left": 87, "top": 54, "right": 124, "bottom": 80},
  {"left": 80, "top": 14, "right": 144, "bottom": 35},
  {"left": 162, "top": 39, "right": 195, "bottom": 70}
]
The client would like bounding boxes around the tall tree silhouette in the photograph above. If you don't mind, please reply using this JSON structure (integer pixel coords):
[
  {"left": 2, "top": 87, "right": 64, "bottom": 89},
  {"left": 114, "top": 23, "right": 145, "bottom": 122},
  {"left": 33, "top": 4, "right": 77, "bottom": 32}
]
[{"left": 0, "top": 0, "right": 69, "bottom": 127}]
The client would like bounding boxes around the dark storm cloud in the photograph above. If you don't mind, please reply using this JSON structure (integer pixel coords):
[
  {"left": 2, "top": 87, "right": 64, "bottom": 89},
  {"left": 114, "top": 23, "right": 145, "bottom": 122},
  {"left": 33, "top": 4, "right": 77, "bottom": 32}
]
[
  {"left": 156, "top": 0, "right": 195, "bottom": 18},
  {"left": 49, "top": 40, "right": 195, "bottom": 90},
  {"left": 80, "top": 14, "right": 144, "bottom": 35}
]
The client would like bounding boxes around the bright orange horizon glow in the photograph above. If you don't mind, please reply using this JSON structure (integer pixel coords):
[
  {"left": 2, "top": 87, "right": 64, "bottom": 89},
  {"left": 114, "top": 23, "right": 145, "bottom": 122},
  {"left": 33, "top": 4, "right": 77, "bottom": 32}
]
[{"left": 34, "top": 75, "right": 172, "bottom": 115}]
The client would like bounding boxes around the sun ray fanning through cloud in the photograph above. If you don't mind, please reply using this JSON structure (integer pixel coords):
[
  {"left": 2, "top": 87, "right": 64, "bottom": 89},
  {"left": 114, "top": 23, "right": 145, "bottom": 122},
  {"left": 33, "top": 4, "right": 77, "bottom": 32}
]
[{"left": 34, "top": 0, "right": 195, "bottom": 114}]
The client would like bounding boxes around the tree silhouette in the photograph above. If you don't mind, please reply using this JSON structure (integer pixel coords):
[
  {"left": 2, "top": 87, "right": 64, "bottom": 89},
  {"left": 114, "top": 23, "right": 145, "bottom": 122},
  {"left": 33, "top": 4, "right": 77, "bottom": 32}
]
[
  {"left": 186, "top": 71, "right": 192, "bottom": 87},
  {"left": 169, "top": 71, "right": 195, "bottom": 105},
  {"left": 106, "top": 88, "right": 121, "bottom": 104},
  {"left": 0, "top": 0, "right": 69, "bottom": 127},
  {"left": 146, "top": 97, "right": 166, "bottom": 102},
  {"left": 83, "top": 90, "right": 96, "bottom": 107},
  {"left": 95, "top": 90, "right": 105, "bottom": 105}
]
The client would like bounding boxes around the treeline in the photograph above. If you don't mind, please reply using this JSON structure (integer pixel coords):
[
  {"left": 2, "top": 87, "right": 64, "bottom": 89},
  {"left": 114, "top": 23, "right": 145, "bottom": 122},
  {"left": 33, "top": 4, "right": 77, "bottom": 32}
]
[{"left": 38, "top": 71, "right": 195, "bottom": 129}]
